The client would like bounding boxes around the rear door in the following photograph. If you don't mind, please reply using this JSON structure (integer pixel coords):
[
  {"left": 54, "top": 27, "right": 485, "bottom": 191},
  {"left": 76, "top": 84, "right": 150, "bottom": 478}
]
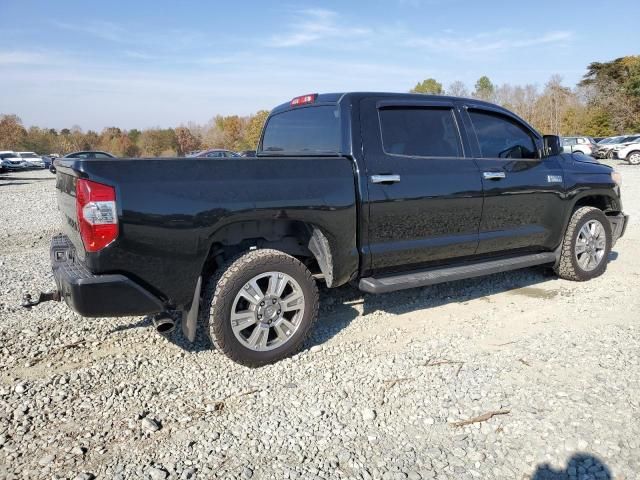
[
  {"left": 360, "top": 97, "right": 483, "bottom": 272},
  {"left": 461, "top": 104, "right": 566, "bottom": 255}
]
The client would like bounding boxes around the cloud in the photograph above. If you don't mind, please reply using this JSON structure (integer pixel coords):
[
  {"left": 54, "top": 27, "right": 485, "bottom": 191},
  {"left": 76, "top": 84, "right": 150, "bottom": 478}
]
[
  {"left": 0, "top": 51, "right": 53, "bottom": 66},
  {"left": 268, "top": 9, "right": 371, "bottom": 47},
  {"left": 405, "top": 29, "right": 573, "bottom": 55},
  {"left": 51, "top": 20, "right": 212, "bottom": 52}
]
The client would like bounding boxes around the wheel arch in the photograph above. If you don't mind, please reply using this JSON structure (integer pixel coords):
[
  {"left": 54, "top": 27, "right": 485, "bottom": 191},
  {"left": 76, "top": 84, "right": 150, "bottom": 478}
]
[{"left": 201, "top": 219, "right": 338, "bottom": 287}]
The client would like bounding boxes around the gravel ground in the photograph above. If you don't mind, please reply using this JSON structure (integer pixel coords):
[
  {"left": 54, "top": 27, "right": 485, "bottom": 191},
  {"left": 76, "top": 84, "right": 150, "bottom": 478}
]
[{"left": 1, "top": 162, "right": 639, "bottom": 480}]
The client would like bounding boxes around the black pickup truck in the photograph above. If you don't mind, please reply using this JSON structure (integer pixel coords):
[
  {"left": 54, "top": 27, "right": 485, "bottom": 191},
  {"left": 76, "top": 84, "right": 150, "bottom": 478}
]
[{"left": 39, "top": 92, "right": 628, "bottom": 366}]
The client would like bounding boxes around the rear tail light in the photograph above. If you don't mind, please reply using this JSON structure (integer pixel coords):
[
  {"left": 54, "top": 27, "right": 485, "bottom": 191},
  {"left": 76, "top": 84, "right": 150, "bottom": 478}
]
[{"left": 75, "top": 178, "right": 118, "bottom": 252}]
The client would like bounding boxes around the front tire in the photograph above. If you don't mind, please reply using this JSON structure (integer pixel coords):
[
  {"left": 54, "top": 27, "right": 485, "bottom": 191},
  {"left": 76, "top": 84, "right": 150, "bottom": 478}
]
[
  {"left": 201, "top": 249, "right": 319, "bottom": 367},
  {"left": 627, "top": 150, "right": 640, "bottom": 165},
  {"left": 555, "top": 207, "right": 612, "bottom": 281}
]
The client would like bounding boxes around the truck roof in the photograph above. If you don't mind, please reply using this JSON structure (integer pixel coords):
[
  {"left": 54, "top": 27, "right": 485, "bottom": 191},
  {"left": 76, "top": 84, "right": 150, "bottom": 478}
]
[{"left": 270, "top": 92, "right": 504, "bottom": 115}]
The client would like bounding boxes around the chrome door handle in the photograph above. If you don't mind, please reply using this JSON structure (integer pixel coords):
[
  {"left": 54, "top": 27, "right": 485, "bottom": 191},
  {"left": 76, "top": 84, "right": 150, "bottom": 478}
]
[
  {"left": 371, "top": 174, "right": 401, "bottom": 184},
  {"left": 483, "top": 171, "right": 506, "bottom": 180}
]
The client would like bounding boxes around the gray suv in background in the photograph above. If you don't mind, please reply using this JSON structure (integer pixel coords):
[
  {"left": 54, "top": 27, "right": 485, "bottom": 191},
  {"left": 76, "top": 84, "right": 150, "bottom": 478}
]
[{"left": 561, "top": 136, "right": 597, "bottom": 156}]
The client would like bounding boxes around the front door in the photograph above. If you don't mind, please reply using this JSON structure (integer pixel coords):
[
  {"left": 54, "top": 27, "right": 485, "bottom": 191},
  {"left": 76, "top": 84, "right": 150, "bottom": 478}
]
[
  {"left": 360, "top": 98, "right": 484, "bottom": 273},
  {"left": 461, "top": 105, "right": 566, "bottom": 255}
]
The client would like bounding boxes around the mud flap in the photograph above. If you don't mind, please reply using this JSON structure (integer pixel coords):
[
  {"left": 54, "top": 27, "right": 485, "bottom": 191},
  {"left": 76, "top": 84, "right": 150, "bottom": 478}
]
[{"left": 182, "top": 276, "right": 201, "bottom": 342}]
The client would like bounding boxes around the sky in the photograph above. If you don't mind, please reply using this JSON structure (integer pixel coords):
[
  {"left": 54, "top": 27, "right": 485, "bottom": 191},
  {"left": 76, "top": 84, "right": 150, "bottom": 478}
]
[{"left": 0, "top": 0, "right": 638, "bottom": 131}]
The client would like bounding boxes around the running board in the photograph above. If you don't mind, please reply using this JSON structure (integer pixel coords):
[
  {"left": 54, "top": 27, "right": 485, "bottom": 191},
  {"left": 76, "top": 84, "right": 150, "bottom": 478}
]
[{"left": 359, "top": 252, "right": 557, "bottom": 294}]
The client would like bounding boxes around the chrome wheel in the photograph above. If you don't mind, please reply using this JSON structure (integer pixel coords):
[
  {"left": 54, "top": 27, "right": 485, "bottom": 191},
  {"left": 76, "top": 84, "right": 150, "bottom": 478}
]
[
  {"left": 230, "top": 271, "right": 305, "bottom": 351},
  {"left": 575, "top": 220, "right": 606, "bottom": 271}
]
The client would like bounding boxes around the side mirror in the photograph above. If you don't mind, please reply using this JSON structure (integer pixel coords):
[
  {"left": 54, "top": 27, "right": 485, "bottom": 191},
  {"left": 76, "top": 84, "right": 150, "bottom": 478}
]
[{"left": 543, "top": 135, "right": 562, "bottom": 157}]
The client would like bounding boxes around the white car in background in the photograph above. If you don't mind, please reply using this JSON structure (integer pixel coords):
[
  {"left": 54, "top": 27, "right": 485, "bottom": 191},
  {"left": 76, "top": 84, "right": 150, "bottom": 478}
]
[
  {"left": 0, "top": 151, "right": 29, "bottom": 171},
  {"left": 615, "top": 143, "right": 640, "bottom": 165},
  {"left": 17, "top": 151, "right": 46, "bottom": 169}
]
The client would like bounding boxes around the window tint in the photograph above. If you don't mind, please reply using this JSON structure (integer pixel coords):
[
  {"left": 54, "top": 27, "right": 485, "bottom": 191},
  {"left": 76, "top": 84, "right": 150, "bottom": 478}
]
[
  {"left": 94, "top": 153, "right": 112, "bottom": 158},
  {"left": 261, "top": 106, "right": 341, "bottom": 154},
  {"left": 378, "top": 107, "right": 462, "bottom": 157},
  {"left": 469, "top": 110, "right": 538, "bottom": 159}
]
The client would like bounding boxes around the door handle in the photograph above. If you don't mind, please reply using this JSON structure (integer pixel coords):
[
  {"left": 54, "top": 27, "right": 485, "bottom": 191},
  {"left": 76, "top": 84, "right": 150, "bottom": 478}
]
[
  {"left": 483, "top": 171, "right": 506, "bottom": 180},
  {"left": 371, "top": 174, "right": 401, "bottom": 184}
]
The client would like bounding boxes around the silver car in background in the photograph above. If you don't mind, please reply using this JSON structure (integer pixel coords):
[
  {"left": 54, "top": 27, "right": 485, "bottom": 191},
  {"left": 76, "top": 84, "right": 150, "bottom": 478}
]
[
  {"left": 17, "top": 152, "right": 46, "bottom": 169},
  {"left": 0, "top": 151, "right": 29, "bottom": 171},
  {"left": 594, "top": 135, "right": 640, "bottom": 159},
  {"left": 560, "top": 136, "right": 597, "bottom": 156}
]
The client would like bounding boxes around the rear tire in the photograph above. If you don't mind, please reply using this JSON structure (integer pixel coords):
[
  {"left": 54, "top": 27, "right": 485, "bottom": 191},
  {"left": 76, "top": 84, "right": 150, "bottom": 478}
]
[
  {"left": 627, "top": 150, "right": 640, "bottom": 165},
  {"left": 201, "top": 249, "right": 319, "bottom": 367},
  {"left": 555, "top": 207, "right": 612, "bottom": 282}
]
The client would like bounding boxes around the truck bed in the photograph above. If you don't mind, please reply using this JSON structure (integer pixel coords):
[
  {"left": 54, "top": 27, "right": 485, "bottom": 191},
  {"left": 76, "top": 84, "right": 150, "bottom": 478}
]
[{"left": 55, "top": 156, "right": 359, "bottom": 309}]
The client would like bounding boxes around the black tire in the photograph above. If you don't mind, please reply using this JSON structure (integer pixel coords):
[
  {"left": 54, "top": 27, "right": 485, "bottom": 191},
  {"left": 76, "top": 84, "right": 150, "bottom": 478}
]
[
  {"left": 626, "top": 150, "right": 640, "bottom": 165},
  {"left": 555, "top": 207, "right": 612, "bottom": 281},
  {"left": 201, "top": 249, "right": 319, "bottom": 367}
]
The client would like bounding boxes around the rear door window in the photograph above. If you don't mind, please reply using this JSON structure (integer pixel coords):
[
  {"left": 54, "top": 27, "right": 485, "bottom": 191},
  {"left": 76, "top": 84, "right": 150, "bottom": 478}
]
[
  {"left": 261, "top": 106, "right": 341, "bottom": 154},
  {"left": 469, "top": 110, "right": 538, "bottom": 159},
  {"left": 378, "top": 107, "right": 462, "bottom": 157}
]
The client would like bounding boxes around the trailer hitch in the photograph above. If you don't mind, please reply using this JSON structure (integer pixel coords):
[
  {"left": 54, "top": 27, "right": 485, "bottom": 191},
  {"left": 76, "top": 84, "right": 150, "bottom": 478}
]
[{"left": 21, "top": 291, "right": 61, "bottom": 309}]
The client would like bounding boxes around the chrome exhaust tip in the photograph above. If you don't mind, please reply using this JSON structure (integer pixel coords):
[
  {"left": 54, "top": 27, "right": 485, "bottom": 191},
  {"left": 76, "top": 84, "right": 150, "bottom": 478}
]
[{"left": 152, "top": 313, "right": 176, "bottom": 335}]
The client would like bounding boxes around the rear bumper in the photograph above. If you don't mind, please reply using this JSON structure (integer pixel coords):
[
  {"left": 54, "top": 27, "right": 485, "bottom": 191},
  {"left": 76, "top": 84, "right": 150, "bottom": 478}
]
[
  {"left": 609, "top": 213, "right": 629, "bottom": 245},
  {"left": 51, "top": 234, "right": 165, "bottom": 317}
]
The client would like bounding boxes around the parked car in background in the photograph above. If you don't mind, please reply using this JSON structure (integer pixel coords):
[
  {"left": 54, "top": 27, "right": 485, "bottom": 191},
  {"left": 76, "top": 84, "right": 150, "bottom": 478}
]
[
  {"left": 594, "top": 135, "right": 640, "bottom": 159},
  {"left": 0, "top": 151, "right": 29, "bottom": 171},
  {"left": 614, "top": 142, "right": 640, "bottom": 165},
  {"left": 17, "top": 152, "right": 46, "bottom": 169},
  {"left": 238, "top": 150, "right": 257, "bottom": 157},
  {"left": 50, "top": 151, "right": 116, "bottom": 173},
  {"left": 189, "top": 149, "right": 241, "bottom": 158},
  {"left": 560, "top": 136, "right": 597, "bottom": 156}
]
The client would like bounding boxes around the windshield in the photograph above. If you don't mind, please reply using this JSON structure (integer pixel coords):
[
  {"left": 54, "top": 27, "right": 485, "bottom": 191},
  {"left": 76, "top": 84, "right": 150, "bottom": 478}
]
[{"left": 260, "top": 105, "right": 341, "bottom": 155}]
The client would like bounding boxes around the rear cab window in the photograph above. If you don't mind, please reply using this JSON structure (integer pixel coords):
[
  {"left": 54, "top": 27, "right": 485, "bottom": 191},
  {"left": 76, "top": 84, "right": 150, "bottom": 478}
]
[{"left": 260, "top": 106, "right": 341, "bottom": 155}]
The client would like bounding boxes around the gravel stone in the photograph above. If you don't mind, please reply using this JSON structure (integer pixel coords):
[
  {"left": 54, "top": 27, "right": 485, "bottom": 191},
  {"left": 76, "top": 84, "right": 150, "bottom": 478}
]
[
  {"left": 141, "top": 417, "right": 161, "bottom": 432},
  {"left": 0, "top": 166, "right": 639, "bottom": 479},
  {"left": 362, "top": 408, "right": 377, "bottom": 421},
  {"left": 148, "top": 467, "right": 168, "bottom": 480}
]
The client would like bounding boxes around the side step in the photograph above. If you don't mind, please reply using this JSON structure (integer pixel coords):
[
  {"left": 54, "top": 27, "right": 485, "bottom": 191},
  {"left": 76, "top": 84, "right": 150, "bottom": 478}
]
[{"left": 359, "top": 252, "right": 557, "bottom": 294}]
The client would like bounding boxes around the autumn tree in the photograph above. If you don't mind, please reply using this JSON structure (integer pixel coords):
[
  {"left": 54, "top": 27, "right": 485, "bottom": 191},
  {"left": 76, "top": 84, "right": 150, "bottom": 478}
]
[
  {"left": 175, "top": 126, "right": 201, "bottom": 156},
  {"left": 0, "top": 114, "right": 27, "bottom": 150},
  {"left": 244, "top": 110, "right": 269, "bottom": 149},
  {"left": 139, "top": 128, "right": 177, "bottom": 156},
  {"left": 410, "top": 78, "right": 444, "bottom": 95}
]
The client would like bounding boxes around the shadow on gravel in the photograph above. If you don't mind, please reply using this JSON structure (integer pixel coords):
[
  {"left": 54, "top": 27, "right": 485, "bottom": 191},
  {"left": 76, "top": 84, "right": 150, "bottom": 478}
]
[
  {"left": 316, "top": 266, "right": 557, "bottom": 334},
  {"left": 0, "top": 174, "right": 55, "bottom": 182},
  {"left": 130, "top": 255, "right": 621, "bottom": 355},
  {"left": 0, "top": 182, "right": 32, "bottom": 187},
  {"left": 530, "top": 453, "right": 611, "bottom": 479}
]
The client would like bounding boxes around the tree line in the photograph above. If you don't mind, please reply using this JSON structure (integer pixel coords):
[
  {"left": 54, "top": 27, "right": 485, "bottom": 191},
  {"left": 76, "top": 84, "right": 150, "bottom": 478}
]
[
  {"left": 0, "top": 110, "right": 270, "bottom": 157},
  {"left": 410, "top": 55, "right": 640, "bottom": 137},
  {"left": 1, "top": 56, "right": 638, "bottom": 156}
]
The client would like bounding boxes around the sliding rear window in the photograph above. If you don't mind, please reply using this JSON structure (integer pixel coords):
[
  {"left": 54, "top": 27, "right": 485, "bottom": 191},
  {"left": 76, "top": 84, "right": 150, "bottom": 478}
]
[{"left": 260, "top": 106, "right": 341, "bottom": 155}]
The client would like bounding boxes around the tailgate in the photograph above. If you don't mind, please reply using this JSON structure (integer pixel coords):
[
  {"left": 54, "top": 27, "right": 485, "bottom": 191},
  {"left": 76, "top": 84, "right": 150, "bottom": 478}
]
[{"left": 55, "top": 168, "right": 86, "bottom": 259}]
